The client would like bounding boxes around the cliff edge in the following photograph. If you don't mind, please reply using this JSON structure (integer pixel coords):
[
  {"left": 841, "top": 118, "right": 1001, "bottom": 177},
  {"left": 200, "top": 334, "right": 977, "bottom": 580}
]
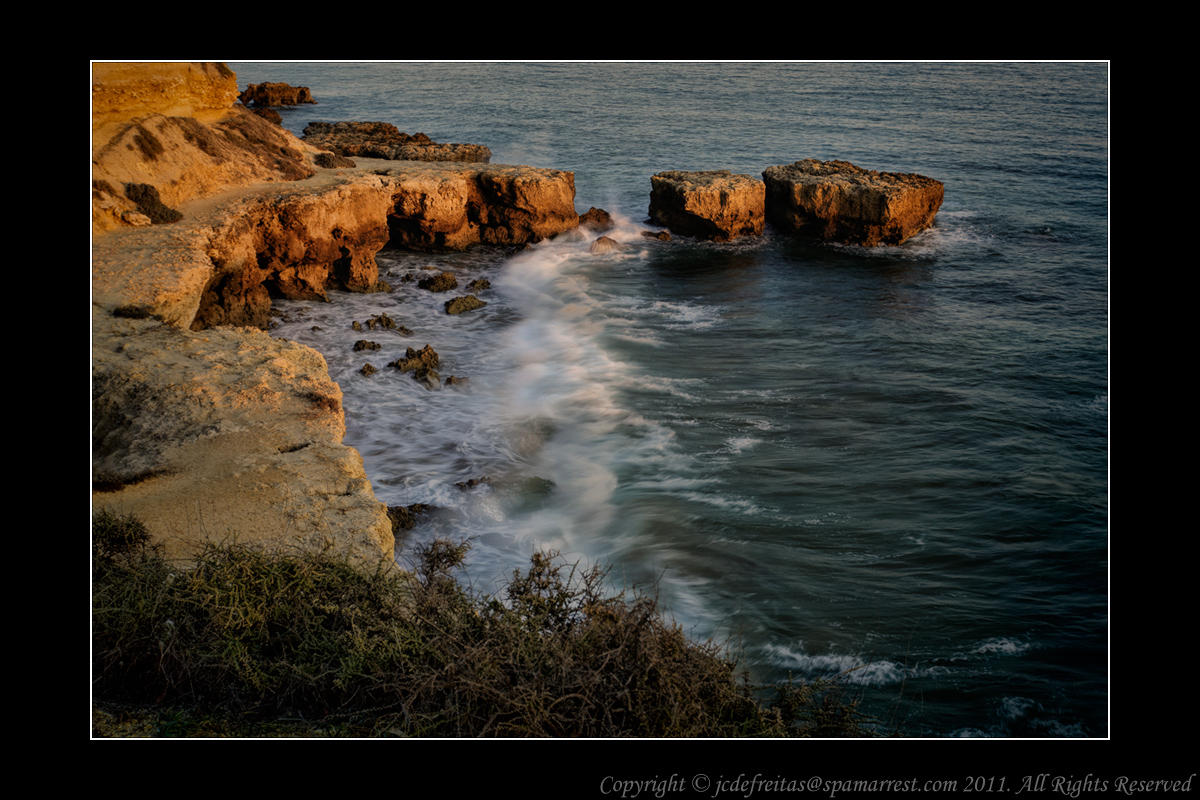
[{"left": 92, "top": 62, "right": 582, "bottom": 565}]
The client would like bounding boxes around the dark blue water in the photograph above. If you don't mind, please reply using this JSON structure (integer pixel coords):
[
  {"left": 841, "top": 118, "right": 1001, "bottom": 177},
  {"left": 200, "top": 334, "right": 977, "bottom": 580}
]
[{"left": 233, "top": 62, "right": 1108, "bottom": 737}]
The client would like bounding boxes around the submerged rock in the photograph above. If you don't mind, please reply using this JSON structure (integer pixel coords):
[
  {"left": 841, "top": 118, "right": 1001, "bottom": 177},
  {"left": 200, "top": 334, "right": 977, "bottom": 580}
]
[
  {"left": 445, "top": 295, "right": 487, "bottom": 315},
  {"left": 641, "top": 229, "right": 671, "bottom": 241},
  {"left": 353, "top": 339, "right": 381, "bottom": 351},
  {"left": 466, "top": 278, "right": 491, "bottom": 292},
  {"left": 648, "top": 170, "right": 765, "bottom": 241},
  {"left": 761, "top": 159, "right": 944, "bottom": 246}
]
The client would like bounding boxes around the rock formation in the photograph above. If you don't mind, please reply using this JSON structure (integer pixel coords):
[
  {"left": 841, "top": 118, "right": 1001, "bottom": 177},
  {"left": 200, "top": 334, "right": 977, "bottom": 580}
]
[
  {"left": 761, "top": 159, "right": 944, "bottom": 246},
  {"left": 578, "top": 207, "right": 614, "bottom": 232},
  {"left": 374, "top": 161, "right": 579, "bottom": 250},
  {"left": 92, "top": 62, "right": 584, "bottom": 566},
  {"left": 92, "top": 62, "right": 321, "bottom": 235},
  {"left": 239, "top": 82, "right": 317, "bottom": 107},
  {"left": 93, "top": 315, "right": 394, "bottom": 565},
  {"left": 648, "top": 170, "right": 765, "bottom": 241},
  {"left": 303, "top": 121, "right": 491, "bottom": 163},
  {"left": 589, "top": 236, "right": 620, "bottom": 254}
]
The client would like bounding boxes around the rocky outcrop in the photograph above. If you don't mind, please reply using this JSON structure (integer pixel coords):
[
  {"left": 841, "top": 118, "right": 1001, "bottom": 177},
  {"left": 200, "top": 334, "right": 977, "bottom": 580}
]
[
  {"left": 303, "top": 121, "right": 491, "bottom": 163},
  {"left": 92, "top": 63, "right": 583, "bottom": 566},
  {"left": 372, "top": 160, "right": 579, "bottom": 250},
  {"left": 195, "top": 175, "right": 394, "bottom": 329},
  {"left": 93, "top": 314, "right": 394, "bottom": 565},
  {"left": 648, "top": 170, "right": 765, "bottom": 241},
  {"left": 239, "top": 82, "right": 317, "bottom": 107},
  {"left": 418, "top": 272, "right": 458, "bottom": 292},
  {"left": 762, "top": 159, "right": 944, "bottom": 246},
  {"left": 92, "top": 63, "right": 321, "bottom": 235}
]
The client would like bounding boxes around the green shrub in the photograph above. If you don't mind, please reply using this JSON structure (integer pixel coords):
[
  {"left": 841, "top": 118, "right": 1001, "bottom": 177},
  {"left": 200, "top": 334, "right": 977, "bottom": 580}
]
[{"left": 91, "top": 510, "right": 869, "bottom": 737}]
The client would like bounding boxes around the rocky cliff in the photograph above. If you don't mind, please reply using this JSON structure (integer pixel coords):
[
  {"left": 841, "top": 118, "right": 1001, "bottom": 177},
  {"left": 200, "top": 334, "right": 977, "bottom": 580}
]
[
  {"left": 92, "top": 63, "right": 583, "bottom": 565},
  {"left": 92, "top": 62, "right": 319, "bottom": 235}
]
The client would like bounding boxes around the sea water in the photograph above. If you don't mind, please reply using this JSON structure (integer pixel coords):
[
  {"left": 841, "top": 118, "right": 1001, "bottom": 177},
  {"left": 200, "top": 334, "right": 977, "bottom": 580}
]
[{"left": 230, "top": 61, "right": 1109, "bottom": 737}]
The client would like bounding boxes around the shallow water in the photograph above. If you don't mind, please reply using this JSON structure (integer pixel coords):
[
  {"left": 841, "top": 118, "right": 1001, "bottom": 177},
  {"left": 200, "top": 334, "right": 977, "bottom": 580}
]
[{"left": 236, "top": 61, "right": 1108, "bottom": 737}]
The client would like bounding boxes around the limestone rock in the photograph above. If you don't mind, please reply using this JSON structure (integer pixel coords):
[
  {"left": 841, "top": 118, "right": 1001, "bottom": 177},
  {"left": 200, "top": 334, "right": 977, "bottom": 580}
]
[
  {"left": 589, "top": 235, "right": 620, "bottom": 254},
  {"left": 578, "top": 206, "right": 614, "bottom": 232},
  {"left": 314, "top": 151, "right": 356, "bottom": 169},
  {"left": 648, "top": 170, "right": 765, "bottom": 241},
  {"left": 195, "top": 175, "right": 394, "bottom": 329},
  {"left": 762, "top": 159, "right": 944, "bottom": 246},
  {"left": 239, "top": 82, "right": 317, "bottom": 107},
  {"left": 303, "top": 121, "right": 491, "bottom": 163},
  {"left": 92, "top": 105, "right": 317, "bottom": 234},
  {"left": 92, "top": 315, "right": 394, "bottom": 565},
  {"left": 390, "top": 344, "right": 440, "bottom": 373},
  {"left": 445, "top": 295, "right": 487, "bottom": 315},
  {"left": 92, "top": 62, "right": 240, "bottom": 129},
  {"left": 374, "top": 161, "right": 579, "bottom": 250},
  {"left": 418, "top": 271, "right": 459, "bottom": 292}
]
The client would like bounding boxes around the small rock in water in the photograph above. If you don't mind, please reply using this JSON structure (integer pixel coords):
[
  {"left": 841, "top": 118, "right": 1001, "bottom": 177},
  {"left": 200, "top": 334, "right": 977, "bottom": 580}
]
[
  {"left": 445, "top": 295, "right": 486, "bottom": 315},
  {"left": 418, "top": 271, "right": 458, "bottom": 292},
  {"left": 466, "top": 278, "right": 491, "bottom": 292},
  {"left": 578, "top": 206, "right": 614, "bottom": 232},
  {"left": 353, "top": 340, "right": 381, "bottom": 351},
  {"left": 641, "top": 229, "right": 671, "bottom": 241},
  {"left": 589, "top": 235, "right": 621, "bottom": 254},
  {"left": 360, "top": 363, "right": 377, "bottom": 376}
]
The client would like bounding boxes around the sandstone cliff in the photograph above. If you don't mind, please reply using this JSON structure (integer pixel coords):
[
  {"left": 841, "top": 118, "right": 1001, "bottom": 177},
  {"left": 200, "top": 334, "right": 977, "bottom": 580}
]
[
  {"left": 92, "top": 62, "right": 320, "bottom": 235},
  {"left": 762, "top": 159, "right": 944, "bottom": 246},
  {"left": 92, "top": 63, "right": 584, "bottom": 566},
  {"left": 648, "top": 170, "right": 765, "bottom": 241}
]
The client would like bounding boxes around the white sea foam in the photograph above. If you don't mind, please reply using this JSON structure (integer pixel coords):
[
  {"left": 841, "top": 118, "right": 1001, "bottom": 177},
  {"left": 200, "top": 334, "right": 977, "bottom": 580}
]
[
  {"left": 764, "top": 642, "right": 907, "bottom": 686},
  {"left": 972, "top": 637, "right": 1033, "bottom": 656}
]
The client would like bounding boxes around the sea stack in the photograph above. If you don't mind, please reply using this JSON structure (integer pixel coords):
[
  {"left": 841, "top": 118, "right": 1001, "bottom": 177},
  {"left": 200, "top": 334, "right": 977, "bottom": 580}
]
[
  {"left": 762, "top": 159, "right": 944, "bottom": 246},
  {"left": 648, "top": 170, "right": 765, "bottom": 241}
]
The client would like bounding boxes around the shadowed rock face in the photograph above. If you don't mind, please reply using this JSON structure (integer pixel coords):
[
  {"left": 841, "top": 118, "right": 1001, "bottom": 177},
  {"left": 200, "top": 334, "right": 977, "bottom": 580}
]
[
  {"left": 195, "top": 178, "right": 394, "bottom": 329},
  {"left": 375, "top": 161, "right": 579, "bottom": 250},
  {"left": 648, "top": 170, "right": 765, "bottom": 241},
  {"left": 239, "top": 82, "right": 317, "bottom": 106},
  {"left": 762, "top": 159, "right": 944, "bottom": 246}
]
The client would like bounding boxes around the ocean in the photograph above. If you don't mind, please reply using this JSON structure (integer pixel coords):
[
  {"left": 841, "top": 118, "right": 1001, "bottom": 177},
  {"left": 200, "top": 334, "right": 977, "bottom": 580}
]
[{"left": 230, "top": 61, "right": 1109, "bottom": 737}]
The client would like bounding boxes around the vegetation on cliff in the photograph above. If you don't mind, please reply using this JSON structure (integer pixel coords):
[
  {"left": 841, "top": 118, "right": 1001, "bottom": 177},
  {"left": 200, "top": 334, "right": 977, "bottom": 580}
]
[{"left": 91, "top": 509, "right": 868, "bottom": 738}]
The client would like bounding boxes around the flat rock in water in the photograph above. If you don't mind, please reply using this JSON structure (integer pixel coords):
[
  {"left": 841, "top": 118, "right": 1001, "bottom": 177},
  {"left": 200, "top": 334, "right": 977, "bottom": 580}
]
[{"left": 761, "top": 159, "right": 944, "bottom": 246}]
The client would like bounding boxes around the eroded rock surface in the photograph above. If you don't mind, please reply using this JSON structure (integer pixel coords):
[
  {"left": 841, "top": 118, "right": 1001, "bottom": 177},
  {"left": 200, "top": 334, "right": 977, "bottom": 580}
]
[
  {"left": 762, "top": 159, "right": 944, "bottom": 246},
  {"left": 92, "top": 315, "right": 394, "bottom": 564},
  {"left": 373, "top": 160, "right": 579, "bottom": 250},
  {"left": 303, "top": 121, "right": 491, "bottom": 163},
  {"left": 648, "top": 170, "right": 765, "bottom": 241},
  {"left": 239, "top": 82, "right": 317, "bottom": 107}
]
